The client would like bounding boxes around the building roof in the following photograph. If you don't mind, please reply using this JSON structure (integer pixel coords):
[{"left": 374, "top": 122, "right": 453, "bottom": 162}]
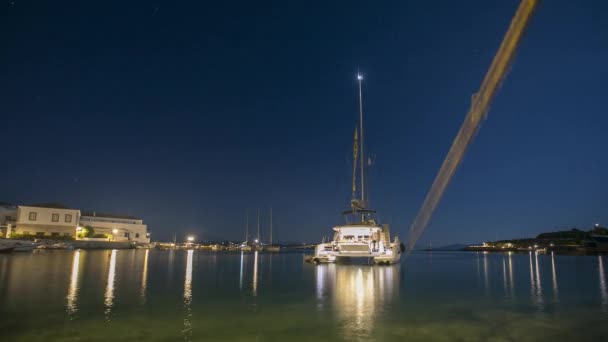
[
  {"left": 23, "top": 202, "right": 76, "bottom": 210},
  {"left": 81, "top": 212, "right": 141, "bottom": 220}
]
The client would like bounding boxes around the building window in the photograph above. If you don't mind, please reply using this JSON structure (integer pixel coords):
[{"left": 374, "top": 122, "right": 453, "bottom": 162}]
[
  {"left": 135, "top": 233, "right": 140, "bottom": 238},
  {"left": 51, "top": 232, "right": 60, "bottom": 237},
  {"left": 52, "top": 213, "right": 59, "bottom": 222},
  {"left": 124, "top": 232, "right": 129, "bottom": 238},
  {"left": 24, "top": 231, "right": 30, "bottom": 236},
  {"left": 64, "top": 232, "right": 71, "bottom": 237},
  {"left": 65, "top": 214, "right": 72, "bottom": 223},
  {"left": 36, "top": 232, "right": 44, "bottom": 236},
  {"left": 29, "top": 212, "right": 37, "bottom": 221}
]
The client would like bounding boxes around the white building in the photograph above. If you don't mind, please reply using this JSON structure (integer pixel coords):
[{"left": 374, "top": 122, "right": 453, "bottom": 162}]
[
  {"left": 0, "top": 204, "right": 17, "bottom": 238},
  {"left": 11, "top": 204, "right": 80, "bottom": 238},
  {"left": 79, "top": 212, "right": 150, "bottom": 244}
]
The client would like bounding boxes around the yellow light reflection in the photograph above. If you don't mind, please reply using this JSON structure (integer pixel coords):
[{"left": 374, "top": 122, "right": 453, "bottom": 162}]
[
  {"left": 183, "top": 249, "right": 194, "bottom": 340},
  {"left": 104, "top": 249, "right": 117, "bottom": 320},
  {"left": 66, "top": 250, "right": 81, "bottom": 317},
  {"left": 316, "top": 265, "right": 399, "bottom": 340},
  {"left": 141, "top": 249, "right": 149, "bottom": 304}
]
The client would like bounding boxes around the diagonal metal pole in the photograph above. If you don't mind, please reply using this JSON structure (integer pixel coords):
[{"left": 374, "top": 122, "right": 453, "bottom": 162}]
[{"left": 405, "top": 0, "right": 539, "bottom": 254}]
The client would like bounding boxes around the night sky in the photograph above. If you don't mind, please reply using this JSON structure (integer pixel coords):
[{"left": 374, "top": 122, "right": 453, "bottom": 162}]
[{"left": 2, "top": 1, "right": 607, "bottom": 245}]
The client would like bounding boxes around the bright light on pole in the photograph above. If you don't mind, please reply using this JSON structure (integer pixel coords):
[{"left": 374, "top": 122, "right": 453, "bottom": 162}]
[{"left": 187, "top": 236, "right": 195, "bottom": 242}]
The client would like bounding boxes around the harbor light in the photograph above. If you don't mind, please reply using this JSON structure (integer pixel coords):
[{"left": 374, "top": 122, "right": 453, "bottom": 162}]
[
  {"left": 187, "top": 236, "right": 195, "bottom": 242},
  {"left": 254, "top": 239, "right": 259, "bottom": 243},
  {"left": 112, "top": 229, "right": 118, "bottom": 234},
  {"left": 357, "top": 74, "right": 363, "bottom": 80}
]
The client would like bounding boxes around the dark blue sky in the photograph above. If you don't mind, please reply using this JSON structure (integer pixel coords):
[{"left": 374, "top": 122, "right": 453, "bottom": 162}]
[{"left": 2, "top": 1, "right": 607, "bottom": 245}]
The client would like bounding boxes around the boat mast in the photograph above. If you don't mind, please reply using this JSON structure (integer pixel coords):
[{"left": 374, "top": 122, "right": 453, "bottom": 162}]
[
  {"left": 245, "top": 211, "right": 249, "bottom": 243},
  {"left": 357, "top": 73, "right": 365, "bottom": 218},
  {"left": 269, "top": 207, "right": 273, "bottom": 246},
  {"left": 257, "top": 208, "right": 260, "bottom": 243},
  {"left": 352, "top": 128, "right": 359, "bottom": 202}
]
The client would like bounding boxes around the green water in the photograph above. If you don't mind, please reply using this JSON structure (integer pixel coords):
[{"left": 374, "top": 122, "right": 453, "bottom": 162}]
[{"left": 1, "top": 249, "right": 607, "bottom": 341}]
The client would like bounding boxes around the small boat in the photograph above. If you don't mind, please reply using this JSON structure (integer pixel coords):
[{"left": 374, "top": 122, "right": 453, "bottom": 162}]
[
  {"left": 239, "top": 211, "right": 254, "bottom": 252},
  {"left": 265, "top": 207, "right": 281, "bottom": 252},
  {"left": 13, "top": 244, "right": 36, "bottom": 252},
  {"left": 37, "top": 243, "right": 71, "bottom": 250},
  {"left": 0, "top": 246, "right": 15, "bottom": 254}
]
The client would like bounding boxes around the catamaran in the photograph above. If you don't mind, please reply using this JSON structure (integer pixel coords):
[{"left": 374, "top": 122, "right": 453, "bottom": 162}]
[{"left": 312, "top": 74, "right": 404, "bottom": 265}]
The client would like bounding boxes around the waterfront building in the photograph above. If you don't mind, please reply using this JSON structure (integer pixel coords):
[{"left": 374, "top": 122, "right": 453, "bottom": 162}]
[
  {"left": 0, "top": 204, "right": 17, "bottom": 238},
  {"left": 11, "top": 204, "right": 80, "bottom": 238},
  {"left": 79, "top": 212, "right": 150, "bottom": 243}
]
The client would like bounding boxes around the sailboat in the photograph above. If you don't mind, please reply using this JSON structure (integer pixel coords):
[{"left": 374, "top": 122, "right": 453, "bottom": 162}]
[
  {"left": 240, "top": 212, "right": 252, "bottom": 252},
  {"left": 266, "top": 207, "right": 280, "bottom": 252},
  {"left": 311, "top": 74, "right": 403, "bottom": 265}
]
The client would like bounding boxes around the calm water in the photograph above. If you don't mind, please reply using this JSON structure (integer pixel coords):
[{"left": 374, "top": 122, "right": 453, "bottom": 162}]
[{"left": 1, "top": 250, "right": 608, "bottom": 341}]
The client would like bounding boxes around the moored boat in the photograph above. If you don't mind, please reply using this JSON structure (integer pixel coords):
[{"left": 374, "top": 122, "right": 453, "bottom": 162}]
[
  {"left": 0, "top": 246, "right": 15, "bottom": 253},
  {"left": 311, "top": 75, "right": 403, "bottom": 265}
]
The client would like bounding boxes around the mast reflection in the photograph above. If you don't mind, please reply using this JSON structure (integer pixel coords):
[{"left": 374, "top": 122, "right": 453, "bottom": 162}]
[
  {"left": 314, "top": 265, "right": 399, "bottom": 340},
  {"left": 252, "top": 251, "right": 259, "bottom": 296},
  {"left": 183, "top": 250, "right": 194, "bottom": 340},
  {"left": 529, "top": 251, "right": 543, "bottom": 310},
  {"left": 599, "top": 256, "right": 607, "bottom": 312},
  {"left": 483, "top": 252, "right": 489, "bottom": 295},
  {"left": 551, "top": 252, "right": 558, "bottom": 303},
  {"left": 141, "top": 249, "right": 149, "bottom": 304},
  {"left": 508, "top": 252, "right": 514, "bottom": 299},
  {"left": 239, "top": 251, "right": 244, "bottom": 290},
  {"left": 104, "top": 249, "right": 117, "bottom": 320},
  {"left": 66, "top": 250, "right": 81, "bottom": 317}
]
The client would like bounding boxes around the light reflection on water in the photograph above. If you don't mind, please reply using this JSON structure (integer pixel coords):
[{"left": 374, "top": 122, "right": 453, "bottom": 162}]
[
  {"left": 104, "top": 249, "right": 117, "bottom": 321},
  {"left": 551, "top": 252, "right": 558, "bottom": 303},
  {"left": 183, "top": 249, "right": 194, "bottom": 340},
  {"left": 252, "top": 251, "right": 258, "bottom": 296},
  {"left": 315, "top": 264, "right": 399, "bottom": 340},
  {"left": 141, "top": 249, "right": 149, "bottom": 304},
  {"left": 66, "top": 249, "right": 81, "bottom": 317},
  {"left": 1, "top": 250, "right": 608, "bottom": 340},
  {"left": 599, "top": 256, "right": 608, "bottom": 312}
]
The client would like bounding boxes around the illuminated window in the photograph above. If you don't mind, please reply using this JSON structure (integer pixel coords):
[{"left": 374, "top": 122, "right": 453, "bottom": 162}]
[
  {"left": 65, "top": 214, "right": 72, "bottom": 223},
  {"left": 52, "top": 214, "right": 59, "bottom": 222},
  {"left": 29, "top": 212, "right": 37, "bottom": 221},
  {"left": 36, "top": 232, "right": 44, "bottom": 236},
  {"left": 51, "top": 232, "right": 59, "bottom": 237}
]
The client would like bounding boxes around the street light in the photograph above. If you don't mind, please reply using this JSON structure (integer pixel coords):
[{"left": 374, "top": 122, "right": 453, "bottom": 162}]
[{"left": 112, "top": 229, "right": 119, "bottom": 234}]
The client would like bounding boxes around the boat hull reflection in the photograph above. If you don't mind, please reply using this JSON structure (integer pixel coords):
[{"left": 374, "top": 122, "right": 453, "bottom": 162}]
[{"left": 315, "top": 264, "right": 400, "bottom": 340}]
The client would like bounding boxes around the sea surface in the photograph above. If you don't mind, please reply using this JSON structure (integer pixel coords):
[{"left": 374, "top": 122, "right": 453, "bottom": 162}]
[{"left": 1, "top": 249, "right": 608, "bottom": 341}]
